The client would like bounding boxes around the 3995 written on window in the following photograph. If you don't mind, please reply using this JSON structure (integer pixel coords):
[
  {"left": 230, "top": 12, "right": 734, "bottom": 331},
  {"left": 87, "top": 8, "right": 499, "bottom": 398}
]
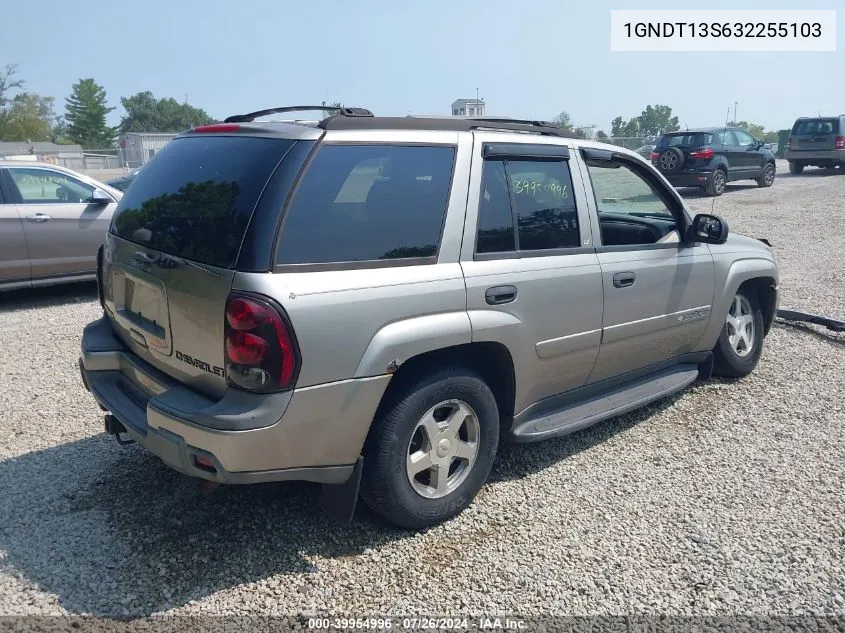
[{"left": 476, "top": 158, "right": 580, "bottom": 255}]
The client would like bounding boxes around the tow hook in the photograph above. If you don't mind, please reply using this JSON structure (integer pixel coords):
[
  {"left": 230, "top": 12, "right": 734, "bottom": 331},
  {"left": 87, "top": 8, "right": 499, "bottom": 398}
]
[
  {"left": 776, "top": 309, "right": 845, "bottom": 333},
  {"left": 104, "top": 414, "right": 135, "bottom": 445}
]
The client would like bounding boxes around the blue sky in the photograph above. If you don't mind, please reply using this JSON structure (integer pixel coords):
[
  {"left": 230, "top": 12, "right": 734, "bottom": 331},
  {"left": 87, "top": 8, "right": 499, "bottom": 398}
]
[{"left": 1, "top": 0, "right": 841, "bottom": 134}]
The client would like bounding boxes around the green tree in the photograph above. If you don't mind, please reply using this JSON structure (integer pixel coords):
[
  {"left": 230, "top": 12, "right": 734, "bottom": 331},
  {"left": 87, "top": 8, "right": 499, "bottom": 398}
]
[
  {"left": 0, "top": 92, "right": 56, "bottom": 142},
  {"left": 728, "top": 120, "right": 778, "bottom": 142},
  {"left": 64, "top": 78, "right": 116, "bottom": 148},
  {"left": 611, "top": 104, "right": 680, "bottom": 140},
  {"left": 553, "top": 110, "right": 573, "bottom": 130},
  {"left": 610, "top": 115, "right": 640, "bottom": 138},
  {"left": 0, "top": 65, "right": 64, "bottom": 143},
  {"left": 595, "top": 130, "right": 609, "bottom": 141},
  {"left": 636, "top": 104, "right": 680, "bottom": 137},
  {"left": 0, "top": 64, "right": 24, "bottom": 109},
  {"left": 118, "top": 91, "right": 214, "bottom": 134}
]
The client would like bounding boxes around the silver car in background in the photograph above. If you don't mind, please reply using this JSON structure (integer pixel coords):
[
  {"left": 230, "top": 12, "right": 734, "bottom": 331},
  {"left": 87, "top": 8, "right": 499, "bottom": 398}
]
[{"left": 0, "top": 161, "right": 122, "bottom": 290}]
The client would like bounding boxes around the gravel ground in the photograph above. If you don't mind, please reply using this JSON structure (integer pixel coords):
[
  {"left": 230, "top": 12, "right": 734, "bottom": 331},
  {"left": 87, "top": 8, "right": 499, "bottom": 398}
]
[{"left": 0, "top": 160, "right": 843, "bottom": 622}]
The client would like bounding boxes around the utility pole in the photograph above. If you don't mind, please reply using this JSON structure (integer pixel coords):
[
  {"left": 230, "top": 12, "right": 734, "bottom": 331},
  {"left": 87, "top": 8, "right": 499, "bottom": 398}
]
[{"left": 733, "top": 101, "right": 737, "bottom": 124}]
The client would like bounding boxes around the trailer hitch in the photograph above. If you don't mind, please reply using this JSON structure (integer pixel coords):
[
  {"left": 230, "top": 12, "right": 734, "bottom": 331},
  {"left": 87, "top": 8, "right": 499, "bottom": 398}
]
[
  {"left": 776, "top": 309, "right": 845, "bottom": 333},
  {"left": 104, "top": 414, "right": 135, "bottom": 445}
]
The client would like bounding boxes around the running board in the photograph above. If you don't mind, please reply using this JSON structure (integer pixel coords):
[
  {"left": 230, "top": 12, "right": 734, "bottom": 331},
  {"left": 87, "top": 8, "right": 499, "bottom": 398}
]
[{"left": 511, "top": 364, "right": 700, "bottom": 443}]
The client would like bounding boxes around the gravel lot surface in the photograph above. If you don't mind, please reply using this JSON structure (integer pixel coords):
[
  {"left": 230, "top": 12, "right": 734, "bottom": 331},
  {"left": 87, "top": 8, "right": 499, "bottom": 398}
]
[{"left": 0, "top": 160, "right": 843, "bottom": 621}]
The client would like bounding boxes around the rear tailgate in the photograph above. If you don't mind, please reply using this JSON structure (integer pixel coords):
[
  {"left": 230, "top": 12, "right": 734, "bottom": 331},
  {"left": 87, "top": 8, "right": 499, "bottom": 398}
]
[
  {"left": 101, "top": 133, "right": 299, "bottom": 398},
  {"left": 655, "top": 132, "right": 715, "bottom": 168},
  {"left": 791, "top": 118, "right": 838, "bottom": 151}
]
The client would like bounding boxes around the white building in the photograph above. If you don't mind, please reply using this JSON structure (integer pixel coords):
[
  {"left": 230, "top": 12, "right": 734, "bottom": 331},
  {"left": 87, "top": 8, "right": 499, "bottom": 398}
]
[
  {"left": 117, "top": 132, "right": 179, "bottom": 168},
  {"left": 451, "top": 98, "right": 486, "bottom": 117}
]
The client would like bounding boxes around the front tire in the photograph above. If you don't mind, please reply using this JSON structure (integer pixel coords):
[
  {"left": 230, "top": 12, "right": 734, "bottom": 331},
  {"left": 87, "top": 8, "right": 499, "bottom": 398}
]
[
  {"left": 712, "top": 288, "right": 765, "bottom": 378},
  {"left": 360, "top": 366, "right": 499, "bottom": 530},
  {"left": 756, "top": 162, "right": 776, "bottom": 187},
  {"left": 705, "top": 168, "right": 727, "bottom": 197},
  {"left": 788, "top": 161, "right": 804, "bottom": 175}
]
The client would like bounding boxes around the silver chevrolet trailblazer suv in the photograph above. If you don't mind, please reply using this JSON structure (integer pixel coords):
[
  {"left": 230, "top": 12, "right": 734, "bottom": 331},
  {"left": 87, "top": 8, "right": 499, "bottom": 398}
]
[{"left": 79, "top": 106, "right": 780, "bottom": 529}]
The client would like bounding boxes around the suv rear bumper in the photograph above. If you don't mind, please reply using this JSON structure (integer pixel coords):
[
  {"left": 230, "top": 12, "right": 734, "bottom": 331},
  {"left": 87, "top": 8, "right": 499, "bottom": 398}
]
[
  {"left": 784, "top": 149, "right": 845, "bottom": 163},
  {"left": 79, "top": 317, "right": 391, "bottom": 485},
  {"left": 662, "top": 171, "right": 714, "bottom": 188}
]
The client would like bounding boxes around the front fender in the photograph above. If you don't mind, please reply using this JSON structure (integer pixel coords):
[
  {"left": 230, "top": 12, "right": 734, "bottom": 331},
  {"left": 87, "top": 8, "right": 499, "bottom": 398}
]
[
  {"left": 699, "top": 256, "right": 779, "bottom": 349},
  {"left": 353, "top": 311, "right": 472, "bottom": 378}
]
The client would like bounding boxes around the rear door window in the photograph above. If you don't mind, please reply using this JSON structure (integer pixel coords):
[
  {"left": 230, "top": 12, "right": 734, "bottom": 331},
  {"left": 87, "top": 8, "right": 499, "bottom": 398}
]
[
  {"left": 507, "top": 160, "right": 579, "bottom": 251},
  {"left": 111, "top": 136, "right": 294, "bottom": 269},
  {"left": 275, "top": 145, "right": 455, "bottom": 266},
  {"left": 475, "top": 156, "right": 580, "bottom": 255}
]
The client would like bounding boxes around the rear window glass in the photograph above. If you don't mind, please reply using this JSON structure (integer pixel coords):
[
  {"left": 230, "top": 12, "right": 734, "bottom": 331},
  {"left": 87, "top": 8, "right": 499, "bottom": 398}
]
[
  {"left": 111, "top": 136, "right": 293, "bottom": 268},
  {"left": 275, "top": 145, "right": 455, "bottom": 265},
  {"left": 792, "top": 118, "right": 839, "bottom": 135},
  {"left": 658, "top": 133, "right": 713, "bottom": 148}
]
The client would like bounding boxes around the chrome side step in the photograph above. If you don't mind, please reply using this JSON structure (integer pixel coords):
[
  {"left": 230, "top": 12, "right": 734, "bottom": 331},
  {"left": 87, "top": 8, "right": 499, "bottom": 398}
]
[{"left": 511, "top": 364, "right": 700, "bottom": 442}]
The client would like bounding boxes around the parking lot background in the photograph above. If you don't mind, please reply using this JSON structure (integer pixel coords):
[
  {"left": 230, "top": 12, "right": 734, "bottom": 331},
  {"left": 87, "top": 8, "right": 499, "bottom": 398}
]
[{"left": 0, "top": 160, "right": 842, "bottom": 618}]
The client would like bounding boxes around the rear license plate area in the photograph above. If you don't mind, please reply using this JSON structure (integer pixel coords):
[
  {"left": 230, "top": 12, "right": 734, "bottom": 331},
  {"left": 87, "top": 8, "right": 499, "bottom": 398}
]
[{"left": 112, "top": 271, "right": 170, "bottom": 353}]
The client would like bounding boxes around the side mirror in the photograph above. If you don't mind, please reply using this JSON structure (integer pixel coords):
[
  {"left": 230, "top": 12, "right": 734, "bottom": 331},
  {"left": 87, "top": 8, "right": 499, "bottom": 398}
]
[
  {"left": 687, "top": 213, "right": 729, "bottom": 245},
  {"left": 90, "top": 188, "right": 112, "bottom": 205}
]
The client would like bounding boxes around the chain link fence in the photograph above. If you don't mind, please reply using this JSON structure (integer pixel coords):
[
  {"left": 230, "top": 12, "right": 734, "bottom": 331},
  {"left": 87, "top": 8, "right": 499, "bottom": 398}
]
[
  {"left": 603, "top": 137, "right": 657, "bottom": 154},
  {"left": 0, "top": 148, "right": 130, "bottom": 182}
]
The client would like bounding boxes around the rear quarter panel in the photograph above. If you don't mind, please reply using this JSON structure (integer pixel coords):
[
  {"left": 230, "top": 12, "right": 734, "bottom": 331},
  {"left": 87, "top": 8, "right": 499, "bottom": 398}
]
[{"left": 233, "top": 129, "right": 475, "bottom": 388}]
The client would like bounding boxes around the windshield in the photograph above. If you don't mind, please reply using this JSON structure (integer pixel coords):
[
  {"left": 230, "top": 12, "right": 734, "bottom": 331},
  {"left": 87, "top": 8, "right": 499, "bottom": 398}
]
[{"left": 110, "top": 136, "right": 294, "bottom": 268}]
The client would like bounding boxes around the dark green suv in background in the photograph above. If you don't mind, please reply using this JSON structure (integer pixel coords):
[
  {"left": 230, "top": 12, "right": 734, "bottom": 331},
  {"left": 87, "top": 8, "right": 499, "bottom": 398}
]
[{"left": 785, "top": 116, "right": 845, "bottom": 174}]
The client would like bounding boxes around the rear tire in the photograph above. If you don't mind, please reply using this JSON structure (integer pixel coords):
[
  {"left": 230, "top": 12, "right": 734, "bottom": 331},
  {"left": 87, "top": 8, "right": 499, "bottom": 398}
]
[
  {"left": 360, "top": 366, "right": 499, "bottom": 530},
  {"left": 788, "top": 161, "right": 804, "bottom": 175},
  {"left": 756, "top": 162, "right": 776, "bottom": 187},
  {"left": 705, "top": 168, "right": 726, "bottom": 197},
  {"left": 713, "top": 287, "right": 765, "bottom": 378}
]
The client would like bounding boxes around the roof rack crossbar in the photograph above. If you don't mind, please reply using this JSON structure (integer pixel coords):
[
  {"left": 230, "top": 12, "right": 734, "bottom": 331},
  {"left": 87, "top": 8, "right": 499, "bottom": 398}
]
[{"left": 225, "top": 105, "right": 373, "bottom": 124}]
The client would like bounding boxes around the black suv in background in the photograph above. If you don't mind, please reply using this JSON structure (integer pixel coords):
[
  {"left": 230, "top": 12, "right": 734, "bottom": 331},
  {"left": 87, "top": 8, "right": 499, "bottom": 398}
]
[
  {"left": 651, "top": 127, "right": 776, "bottom": 197},
  {"left": 784, "top": 116, "right": 845, "bottom": 174}
]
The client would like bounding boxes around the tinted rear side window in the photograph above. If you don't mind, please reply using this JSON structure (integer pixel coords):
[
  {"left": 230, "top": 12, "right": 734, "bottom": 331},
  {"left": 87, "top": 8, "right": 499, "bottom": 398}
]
[
  {"left": 792, "top": 118, "right": 839, "bottom": 135},
  {"left": 476, "top": 161, "right": 515, "bottom": 254},
  {"left": 275, "top": 145, "right": 455, "bottom": 265},
  {"left": 111, "top": 136, "right": 293, "bottom": 268},
  {"left": 658, "top": 133, "right": 714, "bottom": 147}
]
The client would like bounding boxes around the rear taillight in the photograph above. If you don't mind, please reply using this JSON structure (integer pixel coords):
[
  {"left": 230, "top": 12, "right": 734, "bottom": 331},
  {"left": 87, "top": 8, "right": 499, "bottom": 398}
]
[
  {"left": 690, "top": 147, "right": 714, "bottom": 160},
  {"left": 835, "top": 136, "right": 845, "bottom": 149},
  {"left": 650, "top": 152, "right": 660, "bottom": 161},
  {"left": 787, "top": 136, "right": 793, "bottom": 150},
  {"left": 224, "top": 293, "right": 299, "bottom": 392},
  {"left": 96, "top": 245, "right": 105, "bottom": 310}
]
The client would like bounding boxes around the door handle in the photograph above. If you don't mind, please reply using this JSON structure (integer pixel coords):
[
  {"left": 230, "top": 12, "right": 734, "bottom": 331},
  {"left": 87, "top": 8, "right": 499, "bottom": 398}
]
[
  {"left": 485, "top": 285, "right": 517, "bottom": 305},
  {"left": 25, "top": 213, "right": 51, "bottom": 223},
  {"left": 134, "top": 251, "right": 159, "bottom": 265},
  {"left": 612, "top": 272, "right": 636, "bottom": 288}
]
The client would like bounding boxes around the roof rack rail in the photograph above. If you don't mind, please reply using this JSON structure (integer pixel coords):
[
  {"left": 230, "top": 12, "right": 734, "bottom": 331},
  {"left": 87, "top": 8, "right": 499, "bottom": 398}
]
[
  {"left": 318, "top": 115, "right": 578, "bottom": 138},
  {"left": 224, "top": 105, "right": 373, "bottom": 124},
  {"left": 469, "top": 116, "right": 556, "bottom": 128}
]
